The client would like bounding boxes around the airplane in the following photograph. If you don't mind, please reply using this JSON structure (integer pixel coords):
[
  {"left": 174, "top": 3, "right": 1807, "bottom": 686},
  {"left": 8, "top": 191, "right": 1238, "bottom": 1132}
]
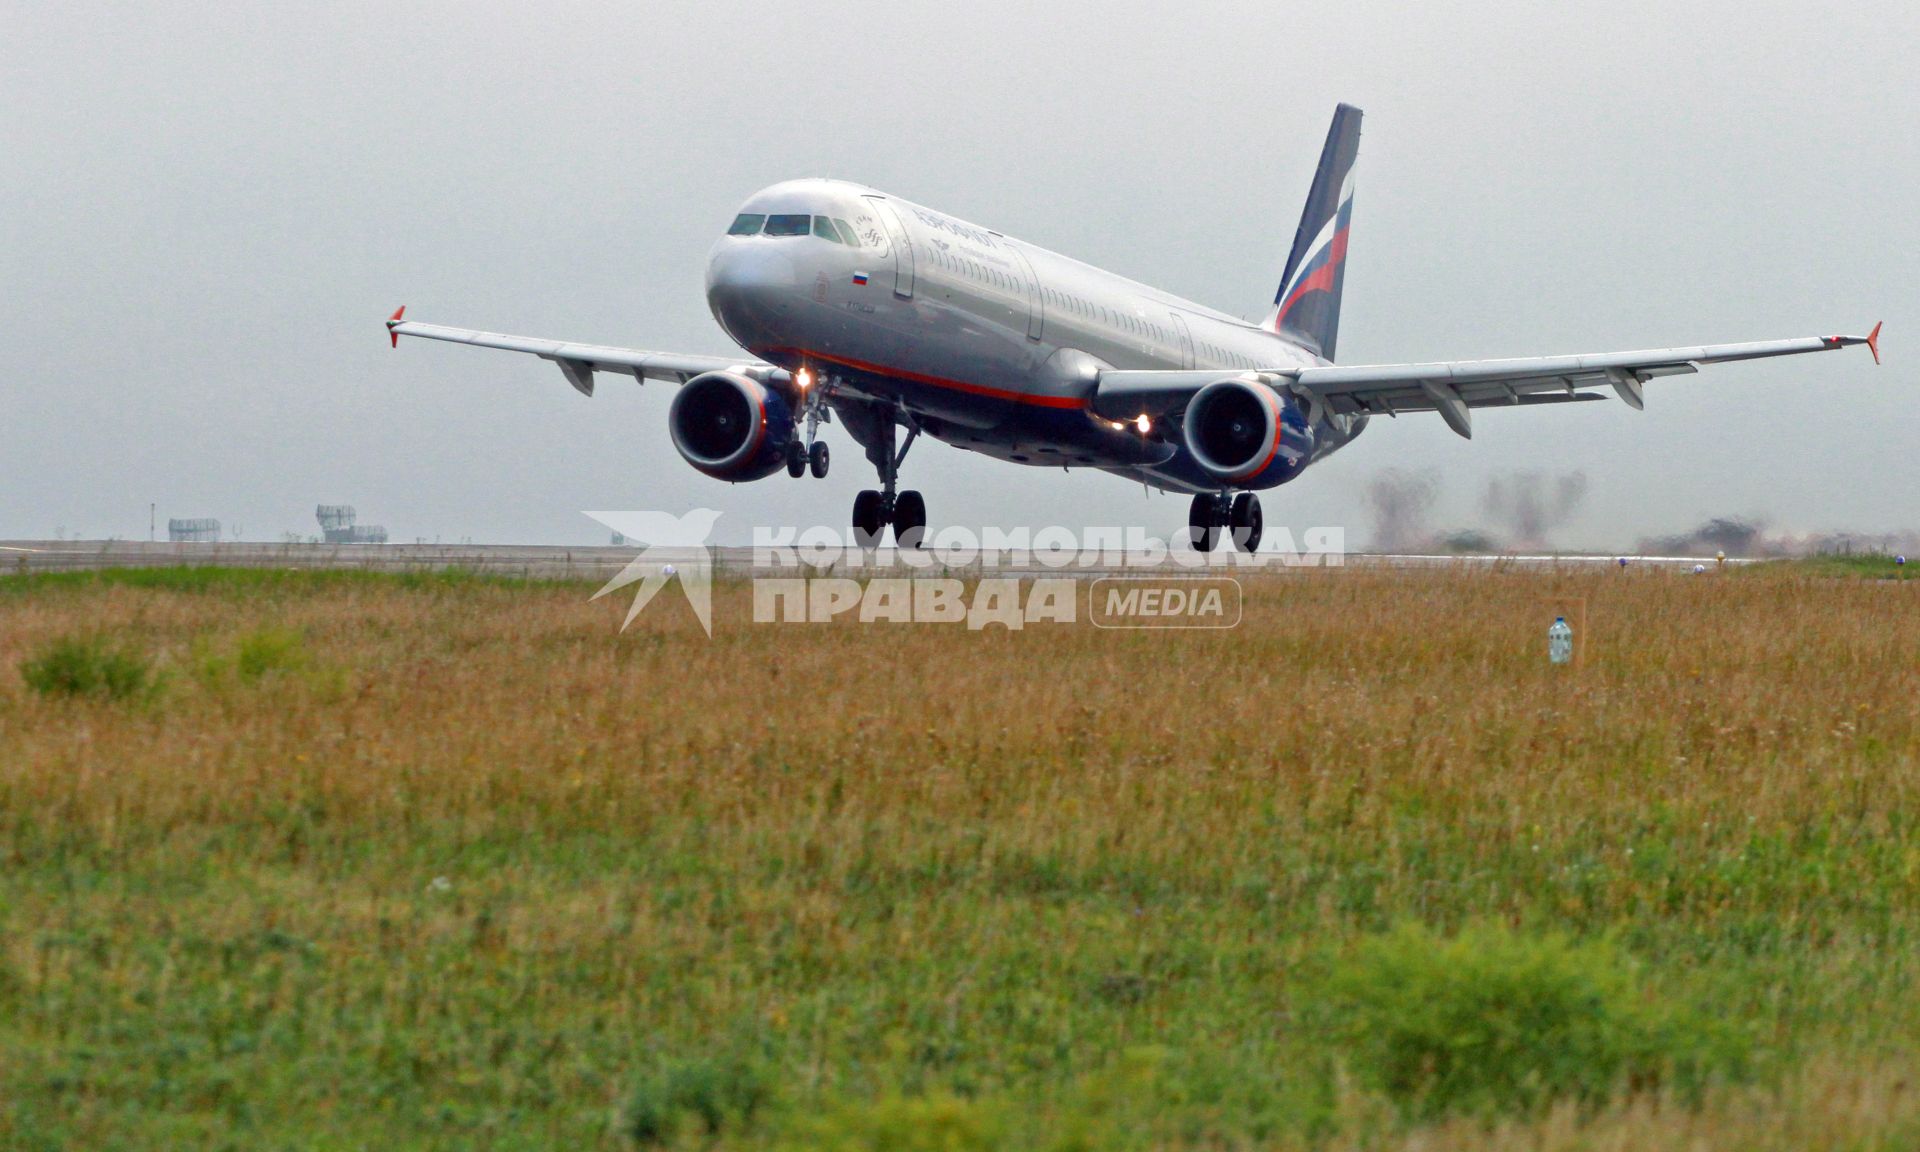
[{"left": 387, "top": 104, "right": 1881, "bottom": 551}]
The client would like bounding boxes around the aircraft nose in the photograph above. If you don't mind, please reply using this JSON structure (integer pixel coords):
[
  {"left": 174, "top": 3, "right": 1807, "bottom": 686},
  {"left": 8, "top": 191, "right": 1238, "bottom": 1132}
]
[{"left": 706, "top": 240, "right": 800, "bottom": 338}]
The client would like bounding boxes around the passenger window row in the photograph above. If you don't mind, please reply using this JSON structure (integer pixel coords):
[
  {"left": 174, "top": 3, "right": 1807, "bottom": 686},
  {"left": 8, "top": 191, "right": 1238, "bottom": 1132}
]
[
  {"left": 1039, "top": 286, "right": 1259, "bottom": 368},
  {"left": 1043, "top": 286, "right": 1098, "bottom": 320},
  {"left": 1216, "top": 338, "right": 1259, "bottom": 368},
  {"left": 1042, "top": 287, "right": 1193, "bottom": 351},
  {"left": 1116, "top": 313, "right": 1173, "bottom": 346},
  {"left": 727, "top": 213, "right": 865, "bottom": 246},
  {"left": 1199, "top": 342, "right": 1255, "bottom": 369},
  {"left": 932, "top": 248, "right": 1023, "bottom": 295}
]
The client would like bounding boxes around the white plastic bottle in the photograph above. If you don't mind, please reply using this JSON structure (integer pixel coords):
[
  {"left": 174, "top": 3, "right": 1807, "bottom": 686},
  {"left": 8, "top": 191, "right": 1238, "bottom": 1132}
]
[{"left": 1549, "top": 616, "right": 1573, "bottom": 665}]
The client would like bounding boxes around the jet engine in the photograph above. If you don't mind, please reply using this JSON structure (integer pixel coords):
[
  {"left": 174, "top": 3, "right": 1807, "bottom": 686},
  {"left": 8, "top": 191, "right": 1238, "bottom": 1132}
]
[
  {"left": 1181, "top": 378, "right": 1315, "bottom": 488},
  {"left": 668, "top": 371, "right": 795, "bottom": 482}
]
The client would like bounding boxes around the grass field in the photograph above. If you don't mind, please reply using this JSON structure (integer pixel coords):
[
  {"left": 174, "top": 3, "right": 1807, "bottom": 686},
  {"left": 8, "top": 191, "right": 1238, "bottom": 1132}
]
[{"left": 1, "top": 563, "right": 1917, "bottom": 1150}]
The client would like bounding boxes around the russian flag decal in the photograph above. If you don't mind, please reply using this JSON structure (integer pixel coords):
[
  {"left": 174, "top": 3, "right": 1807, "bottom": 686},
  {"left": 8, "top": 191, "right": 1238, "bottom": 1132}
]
[{"left": 852, "top": 271, "right": 869, "bottom": 285}]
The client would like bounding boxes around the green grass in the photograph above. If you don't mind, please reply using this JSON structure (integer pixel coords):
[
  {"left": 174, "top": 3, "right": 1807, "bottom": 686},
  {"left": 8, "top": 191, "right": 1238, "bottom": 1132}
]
[
  {"left": 0, "top": 564, "right": 572, "bottom": 597},
  {"left": 624, "top": 1055, "right": 771, "bottom": 1146},
  {"left": 18, "top": 634, "right": 158, "bottom": 701},
  {"left": 0, "top": 566, "right": 1917, "bottom": 1149},
  {"left": 191, "top": 626, "right": 314, "bottom": 688},
  {"left": 1753, "top": 553, "right": 1914, "bottom": 580},
  {"left": 1309, "top": 921, "right": 1750, "bottom": 1121}
]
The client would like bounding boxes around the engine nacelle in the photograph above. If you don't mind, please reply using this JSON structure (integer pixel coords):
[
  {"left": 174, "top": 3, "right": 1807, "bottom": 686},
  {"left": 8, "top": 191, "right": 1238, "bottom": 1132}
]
[
  {"left": 668, "top": 371, "right": 795, "bottom": 482},
  {"left": 1181, "top": 378, "right": 1315, "bottom": 488}
]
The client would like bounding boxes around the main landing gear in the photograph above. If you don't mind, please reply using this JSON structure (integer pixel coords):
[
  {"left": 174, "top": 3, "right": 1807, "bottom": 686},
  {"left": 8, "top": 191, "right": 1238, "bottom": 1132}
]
[
  {"left": 1188, "top": 491, "right": 1263, "bottom": 553},
  {"left": 853, "top": 414, "right": 925, "bottom": 549}
]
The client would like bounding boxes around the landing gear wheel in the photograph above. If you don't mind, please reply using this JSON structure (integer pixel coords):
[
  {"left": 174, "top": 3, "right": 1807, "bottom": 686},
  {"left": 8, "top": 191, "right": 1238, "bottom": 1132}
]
[
  {"left": 852, "top": 490, "right": 887, "bottom": 550},
  {"left": 1229, "top": 492, "right": 1263, "bottom": 553},
  {"left": 1188, "top": 493, "right": 1220, "bottom": 552},
  {"left": 785, "top": 440, "right": 807, "bottom": 479},
  {"left": 808, "top": 440, "right": 830, "bottom": 479},
  {"left": 892, "top": 490, "right": 927, "bottom": 549}
]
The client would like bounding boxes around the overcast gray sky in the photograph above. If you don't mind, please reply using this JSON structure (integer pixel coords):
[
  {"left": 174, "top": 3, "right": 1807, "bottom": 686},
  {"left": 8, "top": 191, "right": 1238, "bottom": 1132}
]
[{"left": 5, "top": 0, "right": 1914, "bottom": 548}]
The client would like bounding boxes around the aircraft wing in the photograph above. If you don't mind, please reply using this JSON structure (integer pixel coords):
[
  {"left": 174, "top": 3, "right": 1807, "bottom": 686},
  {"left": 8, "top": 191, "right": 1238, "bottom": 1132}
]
[
  {"left": 384, "top": 307, "right": 777, "bottom": 397},
  {"left": 1094, "top": 325, "right": 1881, "bottom": 439}
]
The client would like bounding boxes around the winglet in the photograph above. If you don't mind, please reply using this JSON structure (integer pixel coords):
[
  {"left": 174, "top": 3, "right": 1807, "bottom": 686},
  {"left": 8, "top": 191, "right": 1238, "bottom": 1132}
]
[
  {"left": 1867, "top": 320, "right": 1882, "bottom": 366},
  {"left": 387, "top": 305, "right": 406, "bottom": 348}
]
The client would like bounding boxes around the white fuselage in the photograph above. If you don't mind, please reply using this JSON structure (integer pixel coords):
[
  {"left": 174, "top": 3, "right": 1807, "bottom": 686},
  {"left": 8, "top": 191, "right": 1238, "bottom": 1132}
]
[{"left": 705, "top": 179, "right": 1340, "bottom": 494}]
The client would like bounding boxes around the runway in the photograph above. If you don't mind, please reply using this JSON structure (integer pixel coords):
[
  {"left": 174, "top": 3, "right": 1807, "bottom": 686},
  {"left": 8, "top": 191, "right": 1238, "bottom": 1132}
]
[{"left": 0, "top": 539, "right": 1749, "bottom": 579}]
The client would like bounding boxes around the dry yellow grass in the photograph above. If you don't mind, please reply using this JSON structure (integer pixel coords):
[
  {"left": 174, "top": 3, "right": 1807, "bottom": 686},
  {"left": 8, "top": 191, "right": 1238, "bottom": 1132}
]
[{"left": 0, "top": 564, "right": 1915, "bottom": 1148}]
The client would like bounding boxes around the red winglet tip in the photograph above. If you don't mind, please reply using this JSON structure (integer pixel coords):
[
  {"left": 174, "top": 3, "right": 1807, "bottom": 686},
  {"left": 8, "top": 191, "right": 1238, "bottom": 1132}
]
[
  {"left": 1867, "top": 321, "right": 1882, "bottom": 365},
  {"left": 387, "top": 305, "right": 406, "bottom": 349}
]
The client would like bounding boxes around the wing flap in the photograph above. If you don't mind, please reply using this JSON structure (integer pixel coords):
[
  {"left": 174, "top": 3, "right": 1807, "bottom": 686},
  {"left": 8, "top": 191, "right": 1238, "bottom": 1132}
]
[
  {"left": 1297, "top": 334, "right": 1867, "bottom": 398},
  {"left": 1345, "top": 388, "right": 1610, "bottom": 415},
  {"left": 1088, "top": 327, "right": 1877, "bottom": 439}
]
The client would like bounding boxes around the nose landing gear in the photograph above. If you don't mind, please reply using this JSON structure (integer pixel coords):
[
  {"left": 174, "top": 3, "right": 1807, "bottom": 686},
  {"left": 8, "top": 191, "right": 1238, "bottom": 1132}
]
[
  {"left": 786, "top": 376, "right": 833, "bottom": 479},
  {"left": 1188, "top": 491, "right": 1263, "bottom": 552}
]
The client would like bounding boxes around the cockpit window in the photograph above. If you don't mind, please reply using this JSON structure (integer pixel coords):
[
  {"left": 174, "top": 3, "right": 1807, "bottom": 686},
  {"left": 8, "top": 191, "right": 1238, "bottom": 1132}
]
[
  {"left": 812, "top": 216, "right": 843, "bottom": 243},
  {"left": 727, "top": 213, "right": 765, "bottom": 236},
  {"left": 764, "top": 214, "right": 811, "bottom": 237},
  {"left": 832, "top": 218, "right": 861, "bottom": 246}
]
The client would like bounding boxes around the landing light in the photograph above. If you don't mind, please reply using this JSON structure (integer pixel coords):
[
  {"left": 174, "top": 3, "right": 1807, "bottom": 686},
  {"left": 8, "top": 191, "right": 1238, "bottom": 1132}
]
[
  {"left": 796, "top": 368, "right": 814, "bottom": 390},
  {"left": 1109, "top": 421, "right": 1125, "bottom": 431},
  {"left": 1135, "top": 413, "right": 1151, "bottom": 434}
]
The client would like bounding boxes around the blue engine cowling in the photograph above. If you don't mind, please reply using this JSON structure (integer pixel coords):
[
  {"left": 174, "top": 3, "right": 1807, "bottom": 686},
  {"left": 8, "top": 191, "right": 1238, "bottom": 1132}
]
[
  {"left": 1181, "top": 378, "right": 1315, "bottom": 489},
  {"left": 668, "top": 371, "right": 795, "bottom": 482}
]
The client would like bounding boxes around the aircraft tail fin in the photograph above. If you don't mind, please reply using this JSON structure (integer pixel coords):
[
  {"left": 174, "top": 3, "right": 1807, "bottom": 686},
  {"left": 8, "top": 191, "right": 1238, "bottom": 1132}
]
[{"left": 1262, "top": 103, "right": 1362, "bottom": 360}]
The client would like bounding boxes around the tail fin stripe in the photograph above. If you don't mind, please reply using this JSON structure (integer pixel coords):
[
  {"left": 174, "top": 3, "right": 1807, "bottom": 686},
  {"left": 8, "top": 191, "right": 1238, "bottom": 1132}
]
[
  {"left": 1275, "top": 180, "right": 1353, "bottom": 306},
  {"left": 1274, "top": 217, "right": 1350, "bottom": 328}
]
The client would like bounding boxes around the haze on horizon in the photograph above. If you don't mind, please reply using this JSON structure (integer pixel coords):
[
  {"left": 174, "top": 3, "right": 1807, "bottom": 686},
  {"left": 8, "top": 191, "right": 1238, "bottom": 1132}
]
[{"left": 4, "top": 1, "right": 1913, "bottom": 549}]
